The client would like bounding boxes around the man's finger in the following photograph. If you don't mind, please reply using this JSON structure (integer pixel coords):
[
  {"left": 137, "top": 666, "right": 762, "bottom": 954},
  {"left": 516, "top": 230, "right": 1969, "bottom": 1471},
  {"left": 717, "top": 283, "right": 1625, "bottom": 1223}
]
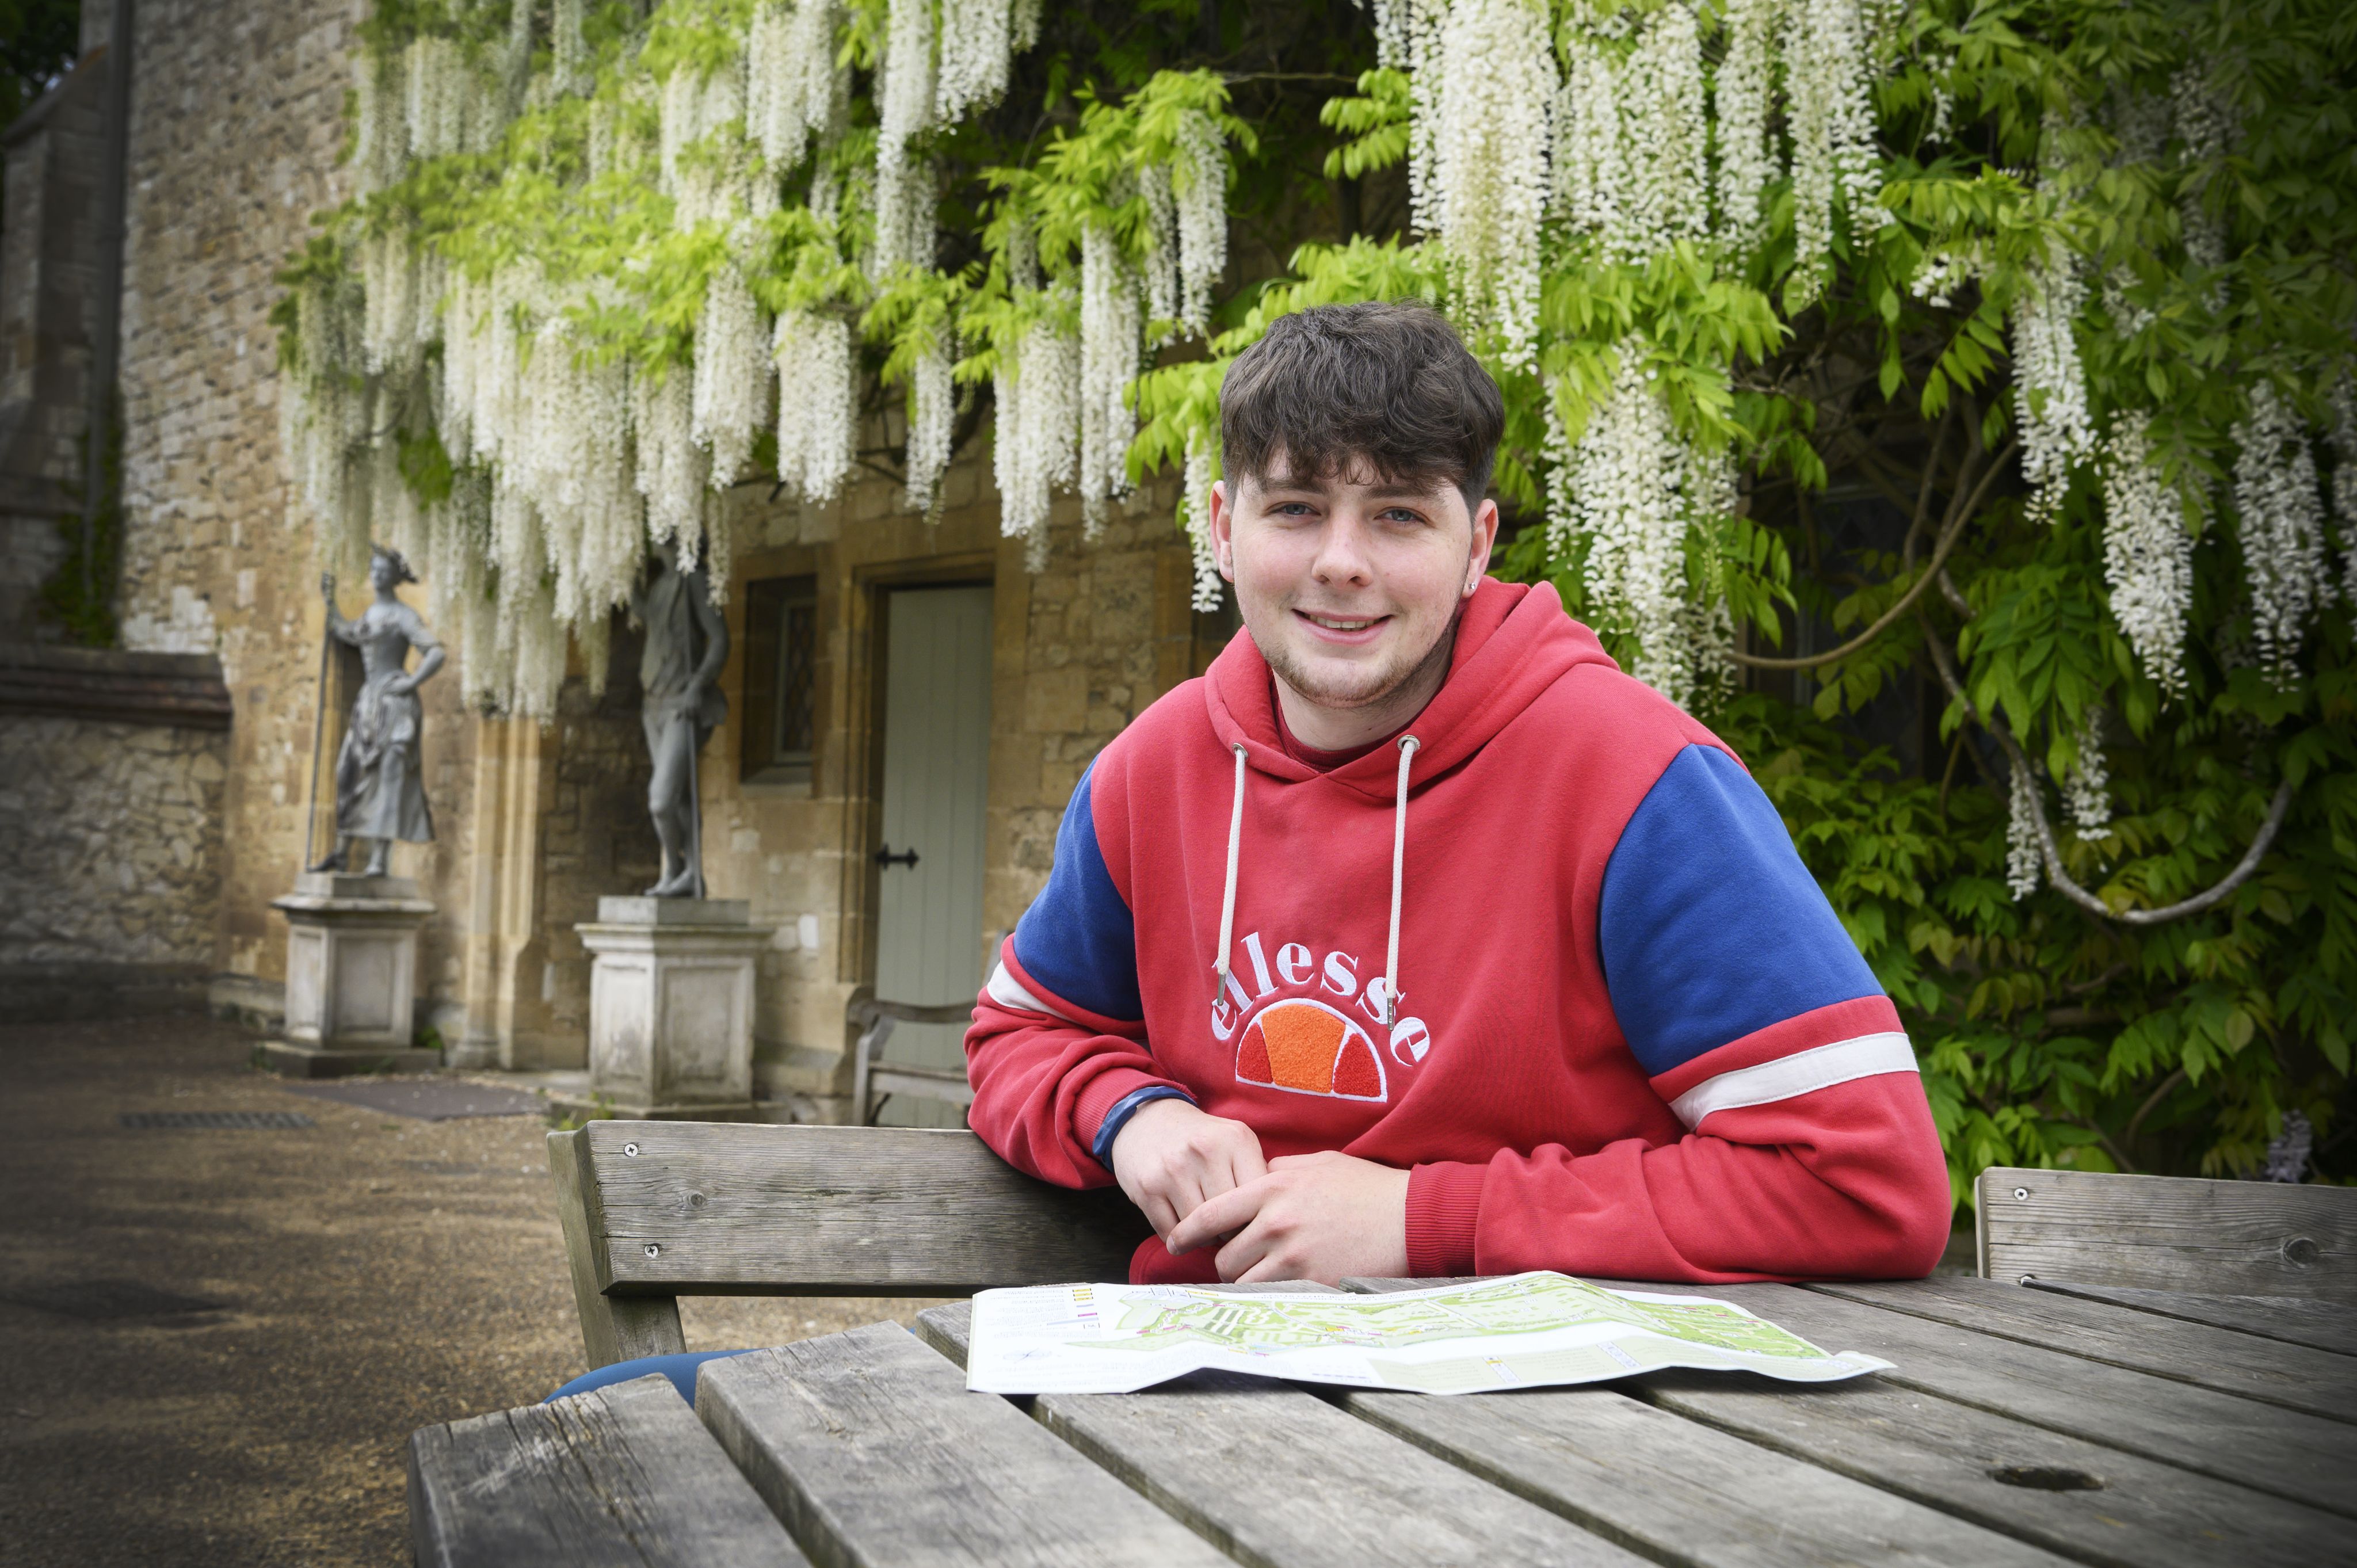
[
  {"left": 1136, "top": 1188, "right": 1180, "bottom": 1239},
  {"left": 1166, "top": 1180, "right": 1264, "bottom": 1254},
  {"left": 1215, "top": 1219, "right": 1278, "bottom": 1284}
]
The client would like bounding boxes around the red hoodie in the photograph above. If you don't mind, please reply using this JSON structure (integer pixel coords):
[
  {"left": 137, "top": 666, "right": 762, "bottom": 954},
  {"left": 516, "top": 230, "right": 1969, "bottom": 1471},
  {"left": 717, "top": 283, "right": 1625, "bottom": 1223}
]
[{"left": 964, "top": 578, "right": 1952, "bottom": 1284}]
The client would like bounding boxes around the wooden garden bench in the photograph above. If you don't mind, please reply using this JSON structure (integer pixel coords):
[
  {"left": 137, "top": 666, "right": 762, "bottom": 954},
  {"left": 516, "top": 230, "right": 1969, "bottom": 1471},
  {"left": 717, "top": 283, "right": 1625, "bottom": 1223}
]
[
  {"left": 543, "top": 1119, "right": 1150, "bottom": 1366},
  {"left": 846, "top": 992, "right": 978, "bottom": 1126},
  {"left": 1975, "top": 1164, "right": 2357, "bottom": 1306}
]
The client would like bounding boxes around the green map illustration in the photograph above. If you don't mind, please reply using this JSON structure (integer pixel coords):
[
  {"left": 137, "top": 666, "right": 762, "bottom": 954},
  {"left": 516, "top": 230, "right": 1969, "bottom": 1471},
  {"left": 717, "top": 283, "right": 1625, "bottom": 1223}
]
[{"left": 1080, "top": 1273, "right": 1826, "bottom": 1362}]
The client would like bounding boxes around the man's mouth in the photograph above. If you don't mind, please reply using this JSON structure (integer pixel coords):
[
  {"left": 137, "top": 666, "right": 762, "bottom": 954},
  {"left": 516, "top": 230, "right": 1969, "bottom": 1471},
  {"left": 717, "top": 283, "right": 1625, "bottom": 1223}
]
[{"left": 1293, "top": 608, "right": 1391, "bottom": 642}]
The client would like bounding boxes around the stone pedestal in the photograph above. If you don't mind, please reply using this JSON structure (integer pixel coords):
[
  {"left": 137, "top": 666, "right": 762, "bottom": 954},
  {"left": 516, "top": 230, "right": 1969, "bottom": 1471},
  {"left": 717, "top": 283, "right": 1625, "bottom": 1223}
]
[
  {"left": 261, "top": 873, "right": 440, "bottom": 1078},
  {"left": 560, "top": 898, "right": 768, "bottom": 1120}
]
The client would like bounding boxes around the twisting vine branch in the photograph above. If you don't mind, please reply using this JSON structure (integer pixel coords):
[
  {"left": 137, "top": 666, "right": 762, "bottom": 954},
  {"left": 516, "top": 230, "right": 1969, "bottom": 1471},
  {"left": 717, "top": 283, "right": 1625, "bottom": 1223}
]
[
  {"left": 1916, "top": 597, "right": 2296, "bottom": 926},
  {"left": 1728, "top": 423, "right": 2015, "bottom": 672}
]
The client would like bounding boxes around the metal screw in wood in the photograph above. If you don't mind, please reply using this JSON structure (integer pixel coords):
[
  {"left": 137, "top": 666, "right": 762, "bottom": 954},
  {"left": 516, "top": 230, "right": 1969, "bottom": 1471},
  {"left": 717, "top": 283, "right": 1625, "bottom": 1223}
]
[
  {"left": 2012, "top": 1186, "right": 2030, "bottom": 1200},
  {"left": 624, "top": 1143, "right": 639, "bottom": 1157},
  {"left": 645, "top": 1244, "right": 660, "bottom": 1258}
]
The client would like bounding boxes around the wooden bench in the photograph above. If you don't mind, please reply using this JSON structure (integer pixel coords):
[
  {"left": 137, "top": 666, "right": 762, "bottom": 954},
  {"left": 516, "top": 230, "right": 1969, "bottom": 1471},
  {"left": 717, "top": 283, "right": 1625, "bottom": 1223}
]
[
  {"left": 846, "top": 993, "right": 977, "bottom": 1126},
  {"left": 544, "top": 1119, "right": 1152, "bottom": 1367},
  {"left": 1975, "top": 1164, "right": 2357, "bottom": 1303}
]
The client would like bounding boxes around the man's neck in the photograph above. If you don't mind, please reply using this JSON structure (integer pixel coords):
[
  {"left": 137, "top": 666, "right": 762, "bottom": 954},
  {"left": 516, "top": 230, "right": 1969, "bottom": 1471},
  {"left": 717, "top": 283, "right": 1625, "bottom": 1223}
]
[{"left": 1271, "top": 624, "right": 1456, "bottom": 751}]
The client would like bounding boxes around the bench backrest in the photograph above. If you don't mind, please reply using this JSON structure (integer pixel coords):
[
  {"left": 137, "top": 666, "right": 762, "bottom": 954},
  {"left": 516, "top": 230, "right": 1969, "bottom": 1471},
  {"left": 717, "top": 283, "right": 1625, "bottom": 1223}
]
[
  {"left": 1975, "top": 1165, "right": 2356, "bottom": 1302},
  {"left": 548, "top": 1120, "right": 1151, "bottom": 1367}
]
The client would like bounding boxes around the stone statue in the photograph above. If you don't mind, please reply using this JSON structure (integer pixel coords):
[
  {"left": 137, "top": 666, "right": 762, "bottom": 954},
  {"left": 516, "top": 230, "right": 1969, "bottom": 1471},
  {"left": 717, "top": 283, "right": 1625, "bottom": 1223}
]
[
  {"left": 632, "top": 540, "right": 728, "bottom": 897},
  {"left": 307, "top": 546, "right": 444, "bottom": 878}
]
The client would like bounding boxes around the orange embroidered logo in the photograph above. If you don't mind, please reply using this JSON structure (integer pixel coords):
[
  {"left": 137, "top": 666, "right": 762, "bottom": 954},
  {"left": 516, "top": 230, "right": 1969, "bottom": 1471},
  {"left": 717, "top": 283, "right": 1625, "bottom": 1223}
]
[{"left": 1235, "top": 998, "right": 1387, "bottom": 1101}]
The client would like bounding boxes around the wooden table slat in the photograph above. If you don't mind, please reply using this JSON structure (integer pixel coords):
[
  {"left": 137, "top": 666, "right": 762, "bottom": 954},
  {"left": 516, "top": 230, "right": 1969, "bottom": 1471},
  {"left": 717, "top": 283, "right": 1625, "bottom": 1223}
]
[
  {"left": 698, "top": 1321, "right": 1235, "bottom": 1568},
  {"left": 918, "top": 1302, "right": 1651, "bottom": 1568},
  {"left": 1572, "top": 1279, "right": 2357, "bottom": 1519},
  {"left": 1651, "top": 1367, "right": 2354, "bottom": 1568},
  {"left": 1343, "top": 1384, "right": 2077, "bottom": 1568},
  {"left": 406, "top": 1373, "right": 811, "bottom": 1568},
  {"left": 1807, "top": 1276, "right": 2357, "bottom": 1422},
  {"left": 2022, "top": 1277, "right": 2357, "bottom": 1357}
]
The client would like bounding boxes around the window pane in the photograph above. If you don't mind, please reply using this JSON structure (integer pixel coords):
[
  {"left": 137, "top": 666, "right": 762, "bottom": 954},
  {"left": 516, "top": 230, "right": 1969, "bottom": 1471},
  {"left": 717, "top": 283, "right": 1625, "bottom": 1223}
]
[{"left": 776, "top": 597, "right": 815, "bottom": 762}]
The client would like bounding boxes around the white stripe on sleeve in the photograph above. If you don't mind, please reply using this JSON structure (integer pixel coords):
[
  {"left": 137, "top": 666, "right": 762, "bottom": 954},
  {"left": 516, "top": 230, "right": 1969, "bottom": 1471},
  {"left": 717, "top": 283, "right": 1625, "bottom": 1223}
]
[
  {"left": 1669, "top": 1031, "right": 1918, "bottom": 1129},
  {"left": 985, "top": 960, "right": 1070, "bottom": 1021}
]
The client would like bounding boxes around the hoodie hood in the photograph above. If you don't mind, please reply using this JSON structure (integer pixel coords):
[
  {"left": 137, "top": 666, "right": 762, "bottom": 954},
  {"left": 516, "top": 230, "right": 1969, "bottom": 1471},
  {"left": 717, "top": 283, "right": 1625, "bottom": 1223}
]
[{"left": 1202, "top": 578, "right": 1620, "bottom": 801}]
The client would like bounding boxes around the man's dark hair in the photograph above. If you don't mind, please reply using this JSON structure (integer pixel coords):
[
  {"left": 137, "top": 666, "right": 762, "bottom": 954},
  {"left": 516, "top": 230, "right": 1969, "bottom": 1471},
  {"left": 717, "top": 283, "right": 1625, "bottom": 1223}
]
[{"left": 1219, "top": 302, "right": 1505, "bottom": 516}]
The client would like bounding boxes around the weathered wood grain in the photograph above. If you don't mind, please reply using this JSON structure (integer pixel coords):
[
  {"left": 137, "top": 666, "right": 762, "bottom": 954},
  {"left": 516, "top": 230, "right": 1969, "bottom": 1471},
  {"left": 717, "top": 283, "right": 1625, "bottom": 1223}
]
[
  {"left": 698, "top": 1321, "right": 1233, "bottom": 1568},
  {"left": 407, "top": 1372, "right": 807, "bottom": 1568},
  {"left": 1342, "top": 1386, "right": 2069, "bottom": 1568},
  {"left": 548, "top": 1128, "right": 686, "bottom": 1367},
  {"left": 1976, "top": 1166, "right": 2357, "bottom": 1302},
  {"left": 1341, "top": 1277, "right": 2350, "bottom": 1568},
  {"left": 1809, "top": 1275, "right": 2357, "bottom": 1422},
  {"left": 1588, "top": 1277, "right": 2357, "bottom": 1517},
  {"left": 1634, "top": 1369, "right": 2355, "bottom": 1568},
  {"left": 917, "top": 1294, "right": 1647, "bottom": 1568},
  {"left": 575, "top": 1120, "right": 1150, "bottom": 1297},
  {"left": 2022, "top": 1277, "right": 2357, "bottom": 1357}
]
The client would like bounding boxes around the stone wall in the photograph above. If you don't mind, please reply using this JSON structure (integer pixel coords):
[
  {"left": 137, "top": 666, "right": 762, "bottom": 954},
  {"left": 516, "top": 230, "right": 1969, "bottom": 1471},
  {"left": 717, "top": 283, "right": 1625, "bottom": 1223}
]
[
  {"left": 0, "top": 714, "right": 226, "bottom": 967},
  {"left": 0, "top": 645, "right": 232, "bottom": 1018},
  {"left": 0, "top": 47, "right": 107, "bottom": 641}
]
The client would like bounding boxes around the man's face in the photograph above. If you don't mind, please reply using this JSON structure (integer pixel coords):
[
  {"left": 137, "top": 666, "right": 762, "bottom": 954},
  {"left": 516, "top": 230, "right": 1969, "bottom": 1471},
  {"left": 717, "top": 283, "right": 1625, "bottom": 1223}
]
[
  {"left": 1210, "top": 455, "right": 1498, "bottom": 714},
  {"left": 369, "top": 554, "right": 399, "bottom": 593}
]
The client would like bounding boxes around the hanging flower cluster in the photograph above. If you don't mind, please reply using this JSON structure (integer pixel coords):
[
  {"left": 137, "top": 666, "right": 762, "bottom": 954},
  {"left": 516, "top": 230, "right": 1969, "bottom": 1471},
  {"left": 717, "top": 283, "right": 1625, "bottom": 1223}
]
[
  {"left": 2098, "top": 413, "right": 2195, "bottom": 699},
  {"left": 1550, "top": 342, "right": 1730, "bottom": 710},
  {"left": 2231, "top": 381, "right": 2331, "bottom": 683},
  {"left": 993, "top": 311, "right": 1081, "bottom": 570},
  {"left": 2012, "top": 236, "right": 2097, "bottom": 522},
  {"left": 2063, "top": 708, "right": 2111, "bottom": 840},
  {"left": 1426, "top": 0, "right": 1555, "bottom": 363},
  {"left": 2006, "top": 765, "right": 2043, "bottom": 900}
]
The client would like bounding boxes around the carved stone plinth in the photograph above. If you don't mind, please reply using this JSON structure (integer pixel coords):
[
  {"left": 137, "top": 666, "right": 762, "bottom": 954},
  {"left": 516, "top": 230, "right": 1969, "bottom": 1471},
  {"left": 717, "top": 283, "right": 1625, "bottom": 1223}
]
[
  {"left": 261, "top": 873, "right": 439, "bottom": 1077},
  {"left": 559, "top": 897, "right": 768, "bottom": 1120}
]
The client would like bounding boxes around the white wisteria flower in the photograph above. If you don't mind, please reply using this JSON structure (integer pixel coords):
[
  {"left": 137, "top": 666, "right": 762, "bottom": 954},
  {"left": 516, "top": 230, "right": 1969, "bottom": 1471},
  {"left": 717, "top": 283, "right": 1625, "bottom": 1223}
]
[
  {"left": 2099, "top": 412, "right": 2194, "bottom": 697},
  {"left": 2231, "top": 381, "right": 2330, "bottom": 682},
  {"left": 2006, "top": 765, "right": 2043, "bottom": 900},
  {"left": 772, "top": 309, "right": 857, "bottom": 505},
  {"left": 1428, "top": 0, "right": 1555, "bottom": 363}
]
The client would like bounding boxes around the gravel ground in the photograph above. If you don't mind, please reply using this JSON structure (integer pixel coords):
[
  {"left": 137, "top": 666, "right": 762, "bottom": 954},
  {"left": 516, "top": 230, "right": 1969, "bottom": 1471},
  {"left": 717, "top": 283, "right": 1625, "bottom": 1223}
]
[{"left": 0, "top": 1014, "right": 947, "bottom": 1566}]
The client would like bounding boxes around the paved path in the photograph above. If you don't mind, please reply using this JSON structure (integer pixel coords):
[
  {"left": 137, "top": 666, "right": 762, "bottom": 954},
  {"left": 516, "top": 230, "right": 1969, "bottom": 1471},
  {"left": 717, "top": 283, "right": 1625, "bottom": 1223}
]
[{"left": 0, "top": 1014, "right": 943, "bottom": 1566}]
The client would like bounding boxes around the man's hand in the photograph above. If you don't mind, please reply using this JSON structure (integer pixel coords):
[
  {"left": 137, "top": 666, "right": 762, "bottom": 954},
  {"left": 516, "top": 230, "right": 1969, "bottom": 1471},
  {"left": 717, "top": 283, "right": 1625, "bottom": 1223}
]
[
  {"left": 1108, "top": 1097, "right": 1267, "bottom": 1240},
  {"left": 1164, "top": 1151, "right": 1411, "bottom": 1285}
]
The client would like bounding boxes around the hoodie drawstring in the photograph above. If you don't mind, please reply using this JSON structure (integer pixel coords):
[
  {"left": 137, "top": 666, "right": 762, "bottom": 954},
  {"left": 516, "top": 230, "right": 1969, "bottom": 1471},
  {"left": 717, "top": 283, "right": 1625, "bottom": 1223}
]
[
  {"left": 1212, "top": 734, "right": 1420, "bottom": 1029},
  {"left": 1385, "top": 735, "right": 1419, "bottom": 1027},
  {"left": 1212, "top": 743, "right": 1248, "bottom": 1005}
]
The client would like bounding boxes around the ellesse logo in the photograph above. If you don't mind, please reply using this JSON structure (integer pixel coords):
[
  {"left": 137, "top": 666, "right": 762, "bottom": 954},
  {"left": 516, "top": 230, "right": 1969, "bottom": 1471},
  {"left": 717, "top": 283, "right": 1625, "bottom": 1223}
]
[{"left": 1234, "top": 998, "right": 1387, "bottom": 1102}]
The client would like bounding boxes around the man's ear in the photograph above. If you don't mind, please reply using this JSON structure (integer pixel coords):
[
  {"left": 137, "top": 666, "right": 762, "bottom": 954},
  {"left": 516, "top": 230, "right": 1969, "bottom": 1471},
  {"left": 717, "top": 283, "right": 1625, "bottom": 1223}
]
[
  {"left": 1464, "top": 497, "right": 1500, "bottom": 595},
  {"left": 1208, "top": 479, "right": 1238, "bottom": 581}
]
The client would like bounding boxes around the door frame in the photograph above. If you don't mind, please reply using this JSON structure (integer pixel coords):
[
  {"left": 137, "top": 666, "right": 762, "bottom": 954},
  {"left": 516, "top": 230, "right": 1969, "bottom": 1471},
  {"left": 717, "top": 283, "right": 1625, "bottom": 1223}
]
[{"left": 837, "top": 552, "right": 996, "bottom": 990}]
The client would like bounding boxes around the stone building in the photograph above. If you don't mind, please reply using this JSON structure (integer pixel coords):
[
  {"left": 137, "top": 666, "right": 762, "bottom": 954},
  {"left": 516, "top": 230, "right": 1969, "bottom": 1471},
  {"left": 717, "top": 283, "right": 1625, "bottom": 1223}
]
[{"left": 4, "top": 0, "right": 1233, "bottom": 1117}]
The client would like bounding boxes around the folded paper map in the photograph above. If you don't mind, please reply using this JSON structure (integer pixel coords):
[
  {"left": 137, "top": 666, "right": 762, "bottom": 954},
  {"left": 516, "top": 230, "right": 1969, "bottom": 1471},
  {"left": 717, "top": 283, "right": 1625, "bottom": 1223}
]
[{"left": 966, "top": 1271, "right": 1894, "bottom": 1395}]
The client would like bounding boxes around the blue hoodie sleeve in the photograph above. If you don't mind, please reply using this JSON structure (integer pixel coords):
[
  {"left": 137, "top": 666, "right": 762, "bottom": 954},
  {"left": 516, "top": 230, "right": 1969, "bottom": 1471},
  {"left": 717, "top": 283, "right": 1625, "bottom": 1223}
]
[
  {"left": 1597, "top": 745, "right": 1886, "bottom": 1078},
  {"left": 1008, "top": 762, "right": 1144, "bottom": 1022}
]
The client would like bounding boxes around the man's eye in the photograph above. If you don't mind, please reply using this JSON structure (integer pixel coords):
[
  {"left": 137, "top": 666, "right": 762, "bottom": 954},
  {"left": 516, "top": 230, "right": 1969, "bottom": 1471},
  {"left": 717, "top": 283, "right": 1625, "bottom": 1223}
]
[{"left": 1380, "top": 508, "right": 1426, "bottom": 525}]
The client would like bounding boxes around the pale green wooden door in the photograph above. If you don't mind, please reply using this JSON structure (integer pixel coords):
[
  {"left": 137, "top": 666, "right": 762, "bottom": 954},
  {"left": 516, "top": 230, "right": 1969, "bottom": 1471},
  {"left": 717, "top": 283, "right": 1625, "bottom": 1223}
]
[{"left": 873, "top": 584, "right": 994, "bottom": 1127}]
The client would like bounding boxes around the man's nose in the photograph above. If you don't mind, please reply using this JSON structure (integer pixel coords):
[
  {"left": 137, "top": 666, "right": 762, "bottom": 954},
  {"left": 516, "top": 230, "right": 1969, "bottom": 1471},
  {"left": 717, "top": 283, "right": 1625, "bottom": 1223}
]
[{"left": 1310, "top": 515, "right": 1375, "bottom": 585}]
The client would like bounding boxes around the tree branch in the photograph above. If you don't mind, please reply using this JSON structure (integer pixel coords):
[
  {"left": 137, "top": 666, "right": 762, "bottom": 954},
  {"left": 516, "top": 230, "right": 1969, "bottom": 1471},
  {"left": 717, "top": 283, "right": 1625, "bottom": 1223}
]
[
  {"left": 1729, "top": 432, "right": 2012, "bottom": 672},
  {"left": 1917, "top": 608, "right": 2296, "bottom": 926}
]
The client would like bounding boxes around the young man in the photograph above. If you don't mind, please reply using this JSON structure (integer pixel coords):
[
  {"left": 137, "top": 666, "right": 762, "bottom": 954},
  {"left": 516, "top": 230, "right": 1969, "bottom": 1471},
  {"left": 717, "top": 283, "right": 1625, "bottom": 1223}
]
[{"left": 965, "top": 302, "right": 1952, "bottom": 1287}]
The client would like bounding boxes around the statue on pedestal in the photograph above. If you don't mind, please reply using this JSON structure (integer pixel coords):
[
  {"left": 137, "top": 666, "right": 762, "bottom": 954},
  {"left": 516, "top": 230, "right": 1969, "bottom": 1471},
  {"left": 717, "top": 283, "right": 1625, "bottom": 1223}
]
[
  {"left": 307, "top": 546, "right": 443, "bottom": 878},
  {"left": 634, "top": 540, "right": 728, "bottom": 897}
]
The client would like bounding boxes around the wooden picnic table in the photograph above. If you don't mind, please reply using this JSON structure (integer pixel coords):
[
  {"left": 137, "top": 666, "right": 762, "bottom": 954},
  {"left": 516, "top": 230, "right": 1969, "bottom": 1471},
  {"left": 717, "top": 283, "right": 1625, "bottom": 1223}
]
[{"left": 408, "top": 1272, "right": 2357, "bottom": 1567}]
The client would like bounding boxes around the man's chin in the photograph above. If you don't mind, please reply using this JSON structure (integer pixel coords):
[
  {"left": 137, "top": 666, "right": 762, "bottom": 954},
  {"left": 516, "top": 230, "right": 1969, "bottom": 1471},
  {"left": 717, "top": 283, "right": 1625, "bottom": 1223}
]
[{"left": 1269, "top": 650, "right": 1409, "bottom": 712}]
